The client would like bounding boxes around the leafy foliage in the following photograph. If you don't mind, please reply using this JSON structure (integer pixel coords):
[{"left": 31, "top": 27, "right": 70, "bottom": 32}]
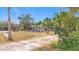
[
  {"left": 51, "top": 7, "right": 79, "bottom": 50},
  {"left": 42, "top": 17, "right": 52, "bottom": 34},
  {"left": 53, "top": 35, "right": 79, "bottom": 51},
  {"left": 18, "top": 14, "right": 33, "bottom": 30}
]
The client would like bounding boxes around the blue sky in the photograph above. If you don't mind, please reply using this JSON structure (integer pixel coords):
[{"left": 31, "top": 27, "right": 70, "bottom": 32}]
[{"left": 0, "top": 7, "right": 62, "bottom": 23}]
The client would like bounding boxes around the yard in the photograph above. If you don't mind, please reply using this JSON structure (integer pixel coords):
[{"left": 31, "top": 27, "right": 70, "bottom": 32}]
[{"left": 0, "top": 31, "right": 54, "bottom": 44}]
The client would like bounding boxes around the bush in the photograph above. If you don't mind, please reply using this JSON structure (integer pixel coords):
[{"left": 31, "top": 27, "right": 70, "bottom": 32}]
[
  {"left": 52, "top": 34, "right": 79, "bottom": 51},
  {"left": 69, "top": 31, "right": 79, "bottom": 37}
]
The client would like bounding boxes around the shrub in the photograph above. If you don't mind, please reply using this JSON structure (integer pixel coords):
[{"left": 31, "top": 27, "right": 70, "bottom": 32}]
[{"left": 52, "top": 33, "right": 79, "bottom": 51}]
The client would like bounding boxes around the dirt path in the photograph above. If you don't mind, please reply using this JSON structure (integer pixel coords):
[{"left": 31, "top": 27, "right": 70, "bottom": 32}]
[{"left": 0, "top": 35, "right": 58, "bottom": 51}]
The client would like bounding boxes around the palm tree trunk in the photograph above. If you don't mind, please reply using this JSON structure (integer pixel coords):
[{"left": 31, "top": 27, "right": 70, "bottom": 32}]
[{"left": 8, "top": 7, "right": 12, "bottom": 40}]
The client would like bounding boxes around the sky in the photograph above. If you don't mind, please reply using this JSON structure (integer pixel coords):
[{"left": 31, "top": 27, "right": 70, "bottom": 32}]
[{"left": 0, "top": 7, "right": 62, "bottom": 23}]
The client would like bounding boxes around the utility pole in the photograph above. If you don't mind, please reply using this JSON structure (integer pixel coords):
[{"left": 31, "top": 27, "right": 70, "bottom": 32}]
[{"left": 8, "top": 7, "right": 12, "bottom": 40}]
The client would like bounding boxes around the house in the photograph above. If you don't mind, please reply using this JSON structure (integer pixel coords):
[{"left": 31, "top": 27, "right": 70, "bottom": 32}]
[{"left": 27, "top": 25, "right": 47, "bottom": 32}]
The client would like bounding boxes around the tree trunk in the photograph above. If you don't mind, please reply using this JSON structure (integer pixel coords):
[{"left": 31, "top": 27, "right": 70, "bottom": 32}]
[
  {"left": 8, "top": 7, "right": 12, "bottom": 41},
  {"left": 47, "top": 28, "right": 49, "bottom": 35}
]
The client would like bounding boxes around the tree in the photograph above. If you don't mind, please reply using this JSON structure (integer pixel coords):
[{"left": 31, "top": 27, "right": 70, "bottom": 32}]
[
  {"left": 42, "top": 17, "right": 51, "bottom": 34},
  {"left": 8, "top": 7, "right": 12, "bottom": 40},
  {"left": 53, "top": 11, "right": 77, "bottom": 40},
  {"left": 18, "top": 14, "right": 33, "bottom": 31},
  {"left": 0, "top": 21, "right": 3, "bottom": 30},
  {"left": 52, "top": 8, "right": 79, "bottom": 50}
]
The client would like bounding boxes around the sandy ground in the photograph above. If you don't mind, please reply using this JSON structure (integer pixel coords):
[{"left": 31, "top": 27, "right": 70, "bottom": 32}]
[
  {"left": 0, "top": 31, "right": 54, "bottom": 44},
  {"left": 0, "top": 35, "right": 58, "bottom": 51}
]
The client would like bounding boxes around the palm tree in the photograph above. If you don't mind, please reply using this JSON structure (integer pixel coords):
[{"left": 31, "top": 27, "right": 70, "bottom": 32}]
[{"left": 8, "top": 7, "right": 12, "bottom": 40}]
